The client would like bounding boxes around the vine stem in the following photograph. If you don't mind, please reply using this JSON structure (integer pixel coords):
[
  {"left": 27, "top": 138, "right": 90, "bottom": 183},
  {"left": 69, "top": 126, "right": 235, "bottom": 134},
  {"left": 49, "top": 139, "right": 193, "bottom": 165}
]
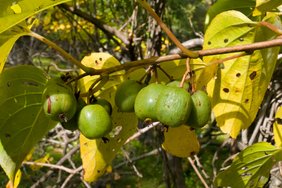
[
  {"left": 28, "top": 31, "right": 95, "bottom": 74},
  {"left": 137, "top": 0, "right": 199, "bottom": 58},
  {"left": 91, "top": 36, "right": 282, "bottom": 75},
  {"left": 29, "top": 31, "right": 282, "bottom": 79}
]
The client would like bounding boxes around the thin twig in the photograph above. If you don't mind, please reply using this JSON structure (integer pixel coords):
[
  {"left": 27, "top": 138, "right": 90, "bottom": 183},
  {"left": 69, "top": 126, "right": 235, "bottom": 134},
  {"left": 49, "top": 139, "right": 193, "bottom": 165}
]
[
  {"left": 23, "top": 161, "right": 81, "bottom": 174},
  {"left": 125, "top": 122, "right": 160, "bottom": 144},
  {"left": 188, "top": 156, "right": 210, "bottom": 188},
  {"left": 121, "top": 148, "right": 143, "bottom": 178}
]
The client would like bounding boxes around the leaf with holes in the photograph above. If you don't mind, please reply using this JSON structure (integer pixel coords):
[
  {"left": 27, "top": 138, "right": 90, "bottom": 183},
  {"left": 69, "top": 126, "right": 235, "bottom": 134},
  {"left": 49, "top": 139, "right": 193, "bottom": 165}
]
[
  {"left": 79, "top": 53, "right": 138, "bottom": 182},
  {"left": 0, "top": 22, "right": 30, "bottom": 73},
  {"left": 214, "top": 142, "right": 282, "bottom": 188},
  {"left": 205, "top": 11, "right": 281, "bottom": 138},
  {"left": 79, "top": 52, "right": 125, "bottom": 97},
  {"left": 0, "top": 65, "right": 56, "bottom": 183},
  {"left": 273, "top": 106, "right": 282, "bottom": 147},
  {"left": 253, "top": 0, "right": 282, "bottom": 16},
  {"left": 0, "top": 0, "right": 71, "bottom": 35}
]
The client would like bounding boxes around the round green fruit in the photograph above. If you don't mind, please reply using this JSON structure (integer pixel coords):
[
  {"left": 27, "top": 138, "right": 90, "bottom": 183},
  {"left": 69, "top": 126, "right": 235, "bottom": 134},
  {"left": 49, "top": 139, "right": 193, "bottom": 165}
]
[
  {"left": 61, "top": 98, "right": 86, "bottom": 131},
  {"left": 42, "top": 78, "right": 77, "bottom": 122},
  {"left": 167, "top": 80, "right": 189, "bottom": 90},
  {"left": 115, "top": 80, "right": 144, "bottom": 112},
  {"left": 93, "top": 98, "right": 112, "bottom": 115},
  {"left": 156, "top": 86, "right": 192, "bottom": 127},
  {"left": 134, "top": 83, "right": 166, "bottom": 121},
  {"left": 187, "top": 90, "right": 211, "bottom": 128},
  {"left": 78, "top": 104, "right": 112, "bottom": 139}
]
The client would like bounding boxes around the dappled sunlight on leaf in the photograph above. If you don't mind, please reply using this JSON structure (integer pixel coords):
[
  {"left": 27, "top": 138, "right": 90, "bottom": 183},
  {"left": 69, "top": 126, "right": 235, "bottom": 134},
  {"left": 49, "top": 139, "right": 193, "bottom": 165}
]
[{"left": 205, "top": 11, "right": 281, "bottom": 138}]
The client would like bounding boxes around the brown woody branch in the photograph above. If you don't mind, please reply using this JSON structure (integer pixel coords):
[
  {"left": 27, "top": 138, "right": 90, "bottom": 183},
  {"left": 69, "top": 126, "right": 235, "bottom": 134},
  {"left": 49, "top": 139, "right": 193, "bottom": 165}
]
[{"left": 89, "top": 37, "right": 282, "bottom": 75}]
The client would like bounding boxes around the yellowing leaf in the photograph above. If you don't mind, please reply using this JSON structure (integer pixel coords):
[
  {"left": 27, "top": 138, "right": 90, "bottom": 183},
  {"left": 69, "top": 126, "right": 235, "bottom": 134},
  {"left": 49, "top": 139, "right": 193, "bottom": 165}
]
[
  {"left": 80, "top": 108, "right": 137, "bottom": 182},
  {"left": 0, "top": 0, "right": 71, "bottom": 34},
  {"left": 79, "top": 52, "right": 124, "bottom": 96},
  {"left": 273, "top": 106, "right": 282, "bottom": 147},
  {"left": 6, "top": 169, "right": 21, "bottom": 188},
  {"left": 253, "top": 0, "right": 282, "bottom": 16},
  {"left": 79, "top": 53, "right": 138, "bottom": 182},
  {"left": 162, "top": 125, "right": 200, "bottom": 158},
  {"left": 205, "top": 11, "right": 281, "bottom": 138}
]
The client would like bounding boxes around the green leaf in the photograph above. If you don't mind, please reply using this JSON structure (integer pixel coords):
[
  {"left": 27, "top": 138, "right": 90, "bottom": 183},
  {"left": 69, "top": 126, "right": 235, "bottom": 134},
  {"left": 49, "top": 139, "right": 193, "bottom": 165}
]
[
  {"left": 0, "top": 0, "right": 71, "bottom": 34},
  {"left": 0, "top": 22, "right": 30, "bottom": 73},
  {"left": 253, "top": 0, "right": 282, "bottom": 16},
  {"left": 0, "top": 65, "right": 56, "bottom": 182},
  {"left": 205, "top": 11, "right": 281, "bottom": 138},
  {"left": 214, "top": 142, "right": 282, "bottom": 188},
  {"left": 205, "top": 0, "right": 256, "bottom": 27}
]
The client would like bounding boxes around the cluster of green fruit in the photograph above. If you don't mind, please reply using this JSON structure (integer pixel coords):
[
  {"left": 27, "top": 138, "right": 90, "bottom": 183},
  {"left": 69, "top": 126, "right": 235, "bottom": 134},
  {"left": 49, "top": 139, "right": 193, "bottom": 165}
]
[
  {"left": 115, "top": 79, "right": 211, "bottom": 128},
  {"left": 42, "top": 77, "right": 113, "bottom": 139}
]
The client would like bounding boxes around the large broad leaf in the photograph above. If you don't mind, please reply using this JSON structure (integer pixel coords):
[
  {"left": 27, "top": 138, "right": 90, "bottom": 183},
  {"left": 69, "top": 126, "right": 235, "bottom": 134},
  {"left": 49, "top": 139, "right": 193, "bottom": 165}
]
[
  {"left": 205, "top": 0, "right": 255, "bottom": 27},
  {"left": 162, "top": 125, "right": 200, "bottom": 158},
  {"left": 214, "top": 142, "right": 282, "bottom": 188},
  {"left": 205, "top": 11, "right": 281, "bottom": 138},
  {"left": 79, "top": 53, "right": 138, "bottom": 182},
  {"left": 253, "top": 0, "right": 282, "bottom": 16},
  {"left": 0, "top": 65, "right": 56, "bottom": 183},
  {"left": 0, "top": 22, "right": 30, "bottom": 73},
  {"left": 0, "top": 0, "right": 71, "bottom": 35}
]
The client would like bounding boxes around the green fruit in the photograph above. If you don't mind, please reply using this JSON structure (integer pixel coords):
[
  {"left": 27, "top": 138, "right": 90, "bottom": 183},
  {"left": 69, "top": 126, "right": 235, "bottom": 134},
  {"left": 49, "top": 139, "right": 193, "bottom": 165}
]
[
  {"left": 134, "top": 83, "right": 166, "bottom": 121},
  {"left": 93, "top": 98, "right": 112, "bottom": 115},
  {"left": 156, "top": 86, "right": 192, "bottom": 127},
  {"left": 167, "top": 80, "right": 189, "bottom": 90},
  {"left": 115, "top": 80, "right": 144, "bottom": 112},
  {"left": 187, "top": 90, "right": 211, "bottom": 128},
  {"left": 61, "top": 98, "right": 86, "bottom": 131},
  {"left": 42, "top": 78, "right": 77, "bottom": 122},
  {"left": 78, "top": 104, "right": 112, "bottom": 139}
]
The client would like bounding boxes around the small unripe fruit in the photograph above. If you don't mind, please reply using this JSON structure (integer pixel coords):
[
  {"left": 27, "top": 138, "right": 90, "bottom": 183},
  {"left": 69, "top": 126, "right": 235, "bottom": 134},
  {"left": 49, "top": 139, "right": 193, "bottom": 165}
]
[
  {"left": 166, "top": 80, "right": 189, "bottom": 90},
  {"left": 93, "top": 98, "right": 112, "bottom": 115},
  {"left": 115, "top": 80, "right": 143, "bottom": 112},
  {"left": 78, "top": 104, "right": 112, "bottom": 139},
  {"left": 42, "top": 78, "right": 77, "bottom": 122},
  {"left": 156, "top": 86, "right": 192, "bottom": 127},
  {"left": 187, "top": 90, "right": 211, "bottom": 128},
  {"left": 61, "top": 98, "right": 86, "bottom": 131},
  {"left": 134, "top": 83, "right": 166, "bottom": 121}
]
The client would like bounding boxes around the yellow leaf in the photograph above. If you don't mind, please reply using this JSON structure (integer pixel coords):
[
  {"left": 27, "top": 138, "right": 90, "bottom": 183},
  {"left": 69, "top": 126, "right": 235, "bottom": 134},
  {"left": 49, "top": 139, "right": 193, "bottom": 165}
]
[
  {"left": 79, "top": 52, "right": 125, "bottom": 96},
  {"left": 80, "top": 108, "right": 137, "bottom": 182},
  {"left": 205, "top": 11, "right": 280, "bottom": 138},
  {"left": 162, "top": 125, "right": 200, "bottom": 158},
  {"left": 79, "top": 53, "right": 138, "bottom": 182},
  {"left": 274, "top": 106, "right": 282, "bottom": 147},
  {"left": 6, "top": 169, "right": 21, "bottom": 188}
]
